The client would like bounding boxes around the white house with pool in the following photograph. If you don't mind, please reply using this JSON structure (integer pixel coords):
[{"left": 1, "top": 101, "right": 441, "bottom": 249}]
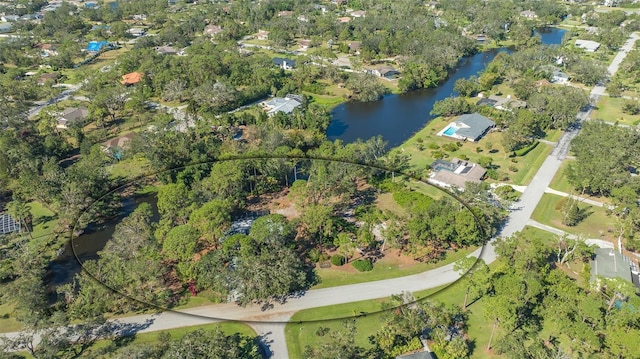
[{"left": 437, "top": 113, "right": 495, "bottom": 142}]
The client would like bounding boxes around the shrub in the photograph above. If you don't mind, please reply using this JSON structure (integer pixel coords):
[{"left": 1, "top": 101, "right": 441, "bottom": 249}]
[
  {"left": 416, "top": 138, "right": 424, "bottom": 143},
  {"left": 431, "top": 150, "right": 445, "bottom": 159},
  {"left": 351, "top": 259, "right": 373, "bottom": 272},
  {"left": 458, "top": 154, "right": 469, "bottom": 160},
  {"left": 508, "top": 165, "right": 518, "bottom": 172},
  {"left": 331, "top": 254, "right": 346, "bottom": 266},
  {"left": 417, "top": 143, "right": 425, "bottom": 151},
  {"left": 475, "top": 146, "right": 482, "bottom": 153},
  {"left": 486, "top": 169, "right": 498, "bottom": 180},
  {"left": 308, "top": 248, "right": 321, "bottom": 263},
  {"left": 514, "top": 141, "right": 539, "bottom": 156},
  {"left": 428, "top": 142, "right": 439, "bottom": 150}
]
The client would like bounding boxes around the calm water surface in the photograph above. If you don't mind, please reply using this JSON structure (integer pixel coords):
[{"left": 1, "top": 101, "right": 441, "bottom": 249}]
[{"left": 327, "top": 27, "right": 566, "bottom": 148}]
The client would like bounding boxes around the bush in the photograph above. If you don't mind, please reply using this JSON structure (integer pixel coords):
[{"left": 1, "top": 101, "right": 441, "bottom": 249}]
[
  {"left": 331, "top": 254, "right": 346, "bottom": 266},
  {"left": 351, "top": 258, "right": 373, "bottom": 272},
  {"left": 514, "top": 141, "right": 539, "bottom": 156},
  {"left": 458, "top": 154, "right": 469, "bottom": 160},
  {"left": 308, "top": 248, "right": 322, "bottom": 263},
  {"left": 508, "top": 165, "right": 518, "bottom": 172},
  {"left": 431, "top": 150, "right": 446, "bottom": 159},
  {"left": 475, "top": 146, "right": 482, "bottom": 153},
  {"left": 428, "top": 142, "right": 439, "bottom": 150},
  {"left": 486, "top": 169, "right": 498, "bottom": 180}
]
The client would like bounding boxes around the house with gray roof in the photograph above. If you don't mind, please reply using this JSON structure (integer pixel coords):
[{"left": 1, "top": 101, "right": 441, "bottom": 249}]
[
  {"left": 429, "top": 158, "right": 486, "bottom": 190},
  {"left": 0, "top": 23, "right": 13, "bottom": 33},
  {"left": 57, "top": 107, "right": 89, "bottom": 129},
  {"left": 575, "top": 39, "right": 600, "bottom": 52},
  {"left": 396, "top": 350, "right": 436, "bottom": 359},
  {"left": 437, "top": 113, "right": 495, "bottom": 142},
  {"left": 591, "top": 248, "right": 640, "bottom": 288},
  {"left": 260, "top": 94, "right": 303, "bottom": 116}
]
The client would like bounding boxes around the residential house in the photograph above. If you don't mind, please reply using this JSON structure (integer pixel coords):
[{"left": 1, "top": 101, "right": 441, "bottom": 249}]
[
  {"left": 575, "top": 39, "right": 600, "bottom": 52},
  {"left": 277, "top": 10, "right": 294, "bottom": 17},
  {"left": 350, "top": 10, "right": 366, "bottom": 18},
  {"left": 520, "top": 10, "right": 538, "bottom": 19},
  {"left": 1, "top": 15, "right": 19, "bottom": 22},
  {"left": 0, "top": 212, "right": 21, "bottom": 235},
  {"left": 369, "top": 65, "right": 400, "bottom": 79},
  {"left": 260, "top": 94, "right": 303, "bottom": 116},
  {"left": 132, "top": 14, "right": 147, "bottom": 21},
  {"left": 396, "top": 351, "right": 436, "bottom": 359},
  {"left": 37, "top": 72, "right": 59, "bottom": 85},
  {"left": 429, "top": 158, "right": 487, "bottom": 190},
  {"left": 551, "top": 70, "right": 570, "bottom": 84},
  {"left": 167, "top": 0, "right": 177, "bottom": 5},
  {"left": 297, "top": 39, "right": 311, "bottom": 50},
  {"left": 0, "top": 23, "right": 12, "bottom": 33},
  {"left": 57, "top": 107, "right": 89, "bottom": 129},
  {"left": 591, "top": 248, "right": 640, "bottom": 289},
  {"left": 297, "top": 15, "right": 309, "bottom": 22},
  {"left": 255, "top": 30, "right": 269, "bottom": 40},
  {"left": 103, "top": 133, "right": 135, "bottom": 159},
  {"left": 85, "top": 2, "right": 99, "bottom": 9},
  {"left": 203, "top": 24, "right": 223, "bottom": 37},
  {"left": 155, "top": 45, "right": 179, "bottom": 55},
  {"left": 348, "top": 41, "right": 361, "bottom": 54},
  {"left": 36, "top": 43, "right": 59, "bottom": 57},
  {"left": 313, "top": 4, "right": 328, "bottom": 14},
  {"left": 273, "top": 57, "right": 296, "bottom": 70},
  {"left": 121, "top": 72, "right": 143, "bottom": 86},
  {"left": 476, "top": 94, "right": 526, "bottom": 111},
  {"left": 336, "top": 17, "right": 351, "bottom": 23},
  {"left": 127, "top": 27, "right": 146, "bottom": 37},
  {"left": 437, "top": 113, "right": 495, "bottom": 142}
]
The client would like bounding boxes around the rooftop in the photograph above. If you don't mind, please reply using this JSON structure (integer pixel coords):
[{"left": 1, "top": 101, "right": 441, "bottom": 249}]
[
  {"left": 575, "top": 39, "right": 601, "bottom": 52},
  {"left": 591, "top": 248, "right": 633, "bottom": 283},
  {"left": 121, "top": 72, "right": 143, "bottom": 85}
]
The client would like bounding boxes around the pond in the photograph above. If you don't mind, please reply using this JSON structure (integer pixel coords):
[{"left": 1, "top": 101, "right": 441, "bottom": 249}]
[{"left": 326, "top": 27, "right": 567, "bottom": 148}]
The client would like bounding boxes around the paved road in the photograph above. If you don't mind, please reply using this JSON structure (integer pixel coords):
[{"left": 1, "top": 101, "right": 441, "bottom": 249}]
[
  {"left": 6, "top": 32, "right": 638, "bottom": 359},
  {"left": 27, "top": 83, "right": 84, "bottom": 119}
]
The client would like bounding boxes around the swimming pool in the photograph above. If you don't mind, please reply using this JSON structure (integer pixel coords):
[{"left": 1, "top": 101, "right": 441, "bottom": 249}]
[{"left": 443, "top": 126, "right": 457, "bottom": 136}]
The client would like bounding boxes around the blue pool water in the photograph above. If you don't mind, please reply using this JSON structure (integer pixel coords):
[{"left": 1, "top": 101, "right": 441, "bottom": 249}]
[{"left": 443, "top": 126, "right": 457, "bottom": 136}]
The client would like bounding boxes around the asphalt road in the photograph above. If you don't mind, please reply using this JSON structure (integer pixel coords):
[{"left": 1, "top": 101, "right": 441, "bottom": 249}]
[{"left": 6, "top": 32, "right": 638, "bottom": 359}]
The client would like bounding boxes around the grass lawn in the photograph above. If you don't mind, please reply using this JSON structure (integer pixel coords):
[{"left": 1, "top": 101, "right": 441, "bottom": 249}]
[
  {"left": 590, "top": 96, "right": 640, "bottom": 126},
  {"left": 531, "top": 193, "right": 616, "bottom": 241},
  {"left": 0, "top": 302, "right": 21, "bottom": 333},
  {"left": 312, "top": 245, "right": 478, "bottom": 289},
  {"left": 108, "top": 156, "right": 153, "bottom": 180},
  {"left": 28, "top": 201, "right": 58, "bottom": 241},
  {"left": 395, "top": 116, "right": 553, "bottom": 185}
]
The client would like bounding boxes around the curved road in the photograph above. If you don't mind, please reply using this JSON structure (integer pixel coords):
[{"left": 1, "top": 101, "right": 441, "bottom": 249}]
[{"left": 5, "top": 32, "right": 638, "bottom": 359}]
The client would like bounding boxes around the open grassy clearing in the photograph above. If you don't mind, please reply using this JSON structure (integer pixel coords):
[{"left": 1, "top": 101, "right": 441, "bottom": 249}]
[
  {"left": 0, "top": 302, "right": 21, "bottom": 332},
  {"left": 531, "top": 193, "right": 616, "bottom": 241},
  {"left": 395, "top": 115, "right": 553, "bottom": 185},
  {"left": 590, "top": 96, "right": 640, "bottom": 126}
]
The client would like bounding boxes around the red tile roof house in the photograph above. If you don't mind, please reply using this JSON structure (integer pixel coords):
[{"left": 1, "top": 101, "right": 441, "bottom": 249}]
[{"left": 121, "top": 72, "right": 143, "bottom": 86}]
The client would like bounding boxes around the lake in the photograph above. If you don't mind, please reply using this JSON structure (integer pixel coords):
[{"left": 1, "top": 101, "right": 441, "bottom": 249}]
[{"left": 327, "top": 27, "right": 567, "bottom": 148}]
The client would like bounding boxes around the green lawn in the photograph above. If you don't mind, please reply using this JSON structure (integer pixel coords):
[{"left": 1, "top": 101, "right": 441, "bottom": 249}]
[
  {"left": 396, "top": 116, "right": 553, "bottom": 185},
  {"left": 107, "top": 156, "right": 153, "bottom": 180},
  {"left": 590, "top": 96, "right": 640, "bottom": 126},
  {"left": 312, "top": 245, "right": 478, "bottom": 289},
  {"left": 0, "top": 302, "right": 21, "bottom": 333},
  {"left": 531, "top": 193, "right": 615, "bottom": 241},
  {"left": 28, "top": 201, "right": 58, "bottom": 241}
]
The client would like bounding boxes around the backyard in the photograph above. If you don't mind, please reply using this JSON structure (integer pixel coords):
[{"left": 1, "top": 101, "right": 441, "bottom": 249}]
[
  {"left": 395, "top": 115, "right": 554, "bottom": 186},
  {"left": 590, "top": 96, "right": 640, "bottom": 126}
]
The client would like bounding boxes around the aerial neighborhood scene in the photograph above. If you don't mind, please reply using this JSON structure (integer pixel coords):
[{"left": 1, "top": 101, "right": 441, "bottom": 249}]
[{"left": 2, "top": 0, "right": 640, "bottom": 358}]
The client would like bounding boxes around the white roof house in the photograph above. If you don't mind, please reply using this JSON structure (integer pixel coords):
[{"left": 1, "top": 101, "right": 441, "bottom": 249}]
[
  {"left": 575, "top": 39, "right": 600, "bottom": 52},
  {"left": 260, "top": 95, "right": 303, "bottom": 116}
]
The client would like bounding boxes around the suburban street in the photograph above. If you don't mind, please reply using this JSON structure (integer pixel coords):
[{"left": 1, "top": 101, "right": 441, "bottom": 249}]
[{"left": 6, "top": 32, "right": 638, "bottom": 359}]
